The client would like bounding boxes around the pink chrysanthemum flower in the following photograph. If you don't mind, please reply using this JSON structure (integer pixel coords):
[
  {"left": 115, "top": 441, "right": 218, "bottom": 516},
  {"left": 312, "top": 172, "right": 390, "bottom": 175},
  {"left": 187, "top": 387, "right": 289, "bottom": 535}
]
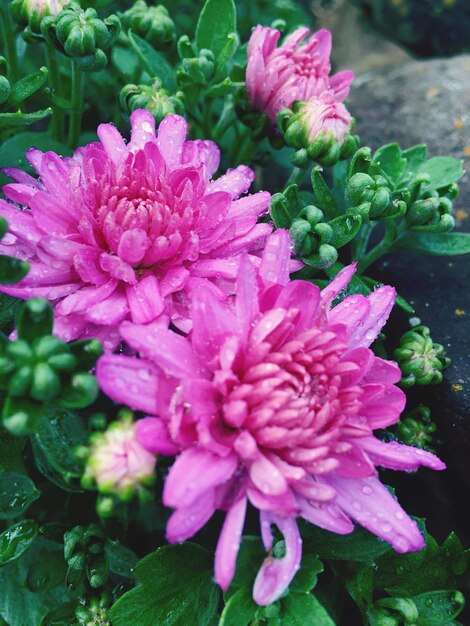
[
  {"left": 246, "top": 26, "right": 354, "bottom": 123},
  {"left": 97, "top": 231, "right": 445, "bottom": 605},
  {"left": 0, "top": 110, "right": 271, "bottom": 349}
]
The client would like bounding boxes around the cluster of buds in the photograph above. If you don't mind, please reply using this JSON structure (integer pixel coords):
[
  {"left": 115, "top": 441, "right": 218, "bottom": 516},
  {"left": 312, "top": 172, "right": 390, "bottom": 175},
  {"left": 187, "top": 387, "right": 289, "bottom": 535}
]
[
  {"left": 271, "top": 179, "right": 362, "bottom": 269},
  {"left": 0, "top": 298, "right": 102, "bottom": 435},
  {"left": 278, "top": 93, "right": 359, "bottom": 167},
  {"left": 345, "top": 165, "right": 407, "bottom": 222},
  {"left": 405, "top": 176, "right": 456, "bottom": 232},
  {"left": 369, "top": 590, "right": 465, "bottom": 626},
  {"left": 81, "top": 413, "right": 156, "bottom": 513},
  {"left": 394, "top": 325, "right": 451, "bottom": 387},
  {"left": 396, "top": 405, "right": 437, "bottom": 451},
  {"left": 41, "top": 2, "right": 120, "bottom": 71},
  {"left": 120, "top": 0, "right": 175, "bottom": 48},
  {"left": 289, "top": 205, "right": 339, "bottom": 268},
  {"left": 0, "top": 216, "right": 29, "bottom": 284},
  {"left": 176, "top": 36, "right": 215, "bottom": 101},
  {"left": 64, "top": 524, "right": 108, "bottom": 591},
  {"left": 75, "top": 592, "right": 111, "bottom": 626},
  {"left": 120, "top": 77, "right": 184, "bottom": 125}
]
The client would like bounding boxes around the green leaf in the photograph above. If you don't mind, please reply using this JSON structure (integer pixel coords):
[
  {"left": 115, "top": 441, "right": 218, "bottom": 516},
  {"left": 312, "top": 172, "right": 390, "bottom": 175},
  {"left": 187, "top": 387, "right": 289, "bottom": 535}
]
[
  {"left": 34, "top": 405, "right": 87, "bottom": 478},
  {"left": 196, "top": 0, "right": 236, "bottom": 61},
  {"left": 413, "top": 590, "right": 465, "bottom": 625},
  {"left": 281, "top": 593, "right": 335, "bottom": 626},
  {"left": 219, "top": 587, "right": 257, "bottom": 626},
  {"left": 105, "top": 539, "right": 138, "bottom": 578},
  {"left": 0, "top": 255, "right": 29, "bottom": 284},
  {"left": 128, "top": 31, "right": 176, "bottom": 91},
  {"left": 6, "top": 67, "right": 49, "bottom": 109},
  {"left": 373, "top": 143, "right": 407, "bottom": 183},
  {"left": 0, "top": 430, "right": 25, "bottom": 472},
  {"left": 291, "top": 554, "right": 324, "bottom": 593},
  {"left": 0, "top": 536, "right": 72, "bottom": 626},
  {"left": 299, "top": 520, "right": 392, "bottom": 564},
  {"left": 401, "top": 144, "right": 427, "bottom": 173},
  {"left": 417, "top": 156, "right": 464, "bottom": 190},
  {"left": 329, "top": 214, "right": 362, "bottom": 248},
  {"left": 397, "top": 232, "right": 470, "bottom": 256},
  {"left": 0, "top": 109, "right": 52, "bottom": 130},
  {"left": 109, "top": 543, "right": 220, "bottom": 626},
  {"left": 0, "top": 520, "right": 38, "bottom": 566},
  {"left": 0, "top": 472, "right": 40, "bottom": 519}
]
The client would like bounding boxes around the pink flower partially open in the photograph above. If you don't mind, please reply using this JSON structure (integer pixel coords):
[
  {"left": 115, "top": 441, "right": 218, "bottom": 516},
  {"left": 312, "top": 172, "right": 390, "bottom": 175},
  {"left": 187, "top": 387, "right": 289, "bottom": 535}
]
[
  {"left": 97, "top": 231, "right": 445, "bottom": 605},
  {"left": 246, "top": 26, "right": 354, "bottom": 123},
  {"left": 0, "top": 110, "right": 271, "bottom": 349},
  {"left": 297, "top": 92, "right": 352, "bottom": 144}
]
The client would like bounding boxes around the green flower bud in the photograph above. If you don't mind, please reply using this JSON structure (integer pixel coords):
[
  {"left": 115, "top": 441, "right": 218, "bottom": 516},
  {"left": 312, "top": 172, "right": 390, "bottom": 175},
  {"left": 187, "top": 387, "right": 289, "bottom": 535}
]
[
  {"left": 0, "top": 75, "right": 11, "bottom": 106},
  {"left": 8, "top": 365, "right": 33, "bottom": 397},
  {"left": 177, "top": 49, "right": 215, "bottom": 90},
  {"left": 394, "top": 325, "right": 451, "bottom": 387},
  {"left": 396, "top": 405, "right": 436, "bottom": 451},
  {"left": 41, "top": 2, "right": 120, "bottom": 71},
  {"left": 406, "top": 188, "right": 455, "bottom": 232},
  {"left": 30, "top": 362, "right": 61, "bottom": 401},
  {"left": 10, "top": 0, "right": 67, "bottom": 34},
  {"left": 278, "top": 95, "right": 359, "bottom": 167},
  {"left": 120, "top": 77, "right": 184, "bottom": 125},
  {"left": 289, "top": 206, "right": 336, "bottom": 268},
  {"left": 345, "top": 172, "right": 396, "bottom": 220},
  {"left": 121, "top": 0, "right": 175, "bottom": 47}
]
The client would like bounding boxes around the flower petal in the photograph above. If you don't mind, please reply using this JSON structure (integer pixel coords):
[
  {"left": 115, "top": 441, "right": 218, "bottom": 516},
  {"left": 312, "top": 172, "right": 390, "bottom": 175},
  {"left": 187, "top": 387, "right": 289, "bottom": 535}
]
[{"left": 215, "top": 497, "right": 247, "bottom": 591}]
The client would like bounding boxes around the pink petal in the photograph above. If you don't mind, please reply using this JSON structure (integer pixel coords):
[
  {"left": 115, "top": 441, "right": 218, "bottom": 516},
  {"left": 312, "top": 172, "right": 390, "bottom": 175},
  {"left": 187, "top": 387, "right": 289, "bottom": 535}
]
[
  {"left": 227, "top": 191, "right": 270, "bottom": 219},
  {"left": 360, "top": 437, "right": 445, "bottom": 472},
  {"left": 166, "top": 490, "right": 216, "bottom": 543},
  {"left": 126, "top": 275, "right": 165, "bottom": 324},
  {"left": 235, "top": 254, "right": 260, "bottom": 335},
  {"left": 56, "top": 280, "right": 118, "bottom": 315},
  {"left": 274, "top": 280, "right": 321, "bottom": 331},
  {"left": 349, "top": 286, "right": 396, "bottom": 348},
  {"left": 299, "top": 496, "right": 354, "bottom": 534},
  {"left": 209, "top": 165, "right": 255, "bottom": 199},
  {"left": 330, "top": 475, "right": 426, "bottom": 553},
  {"left": 249, "top": 453, "right": 289, "bottom": 496},
  {"left": 129, "top": 109, "right": 156, "bottom": 150},
  {"left": 365, "top": 357, "right": 402, "bottom": 384},
  {"left": 157, "top": 115, "right": 188, "bottom": 168},
  {"left": 117, "top": 229, "right": 150, "bottom": 266},
  {"left": 85, "top": 290, "right": 129, "bottom": 325},
  {"left": 259, "top": 229, "right": 293, "bottom": 286},
  {"left": 96, "top": 354, "right": 159, "bottom": 414},
  {"left": 163, "top": 448, "right": 238, "bottom": 508},
  {"left": 136, "top": 417, "right": 179, "bottom": 455},
  {"left": 97, "top": 122, "right": 128, "bottom": 165},
  {"left": 253, "top": 513, "right": 302, "bottom": 606},
  {"left": 320, "top": 263, "right": 357, "bottom": 314},
  {"left": 119, "top": 321, "right": 206, "bottom": 378},
  {"left": 215, "top": 497, "right": 247, "bottom": 590}
]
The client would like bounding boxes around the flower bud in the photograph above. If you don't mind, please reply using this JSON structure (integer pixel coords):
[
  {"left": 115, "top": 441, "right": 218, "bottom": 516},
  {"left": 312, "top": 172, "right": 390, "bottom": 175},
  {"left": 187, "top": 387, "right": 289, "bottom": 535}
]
[
  {"left": 41, "top": 2, "right": 120, "bottom": 71},
  {"left": 406, "top": 189, "right": 455, "bottom": 232},
  {"left": 396, "top": 405, "right": 436, "bottom": 451},
  {"left": 0, "top": 75, "right": 11, "bottom": 106},
  {"left": 120, "top": 78, "right": 184, "bottom": 125},
  {"left": 120, "top": 0, "right": 175, "bottom": 47},
  {"left": 177, "top": 49, "right": 216, "bottom": 92},
  {"left": 82, "top": 418, "right": 156, "bottom": 500},
  {"left": 279, "top": 93, "right": 358, "bottom": 167},
  {"left": 345, "top": 172, "right": 396, "bottom": 220},
  {"left": 394, "top": 325, "right": 451, "bottom": 387},
  {"left": 289, "top": 206, "right": 338, "bottom": 268},
  {"left": 10, "top": 0, "right": 67, "bottom": 34}
]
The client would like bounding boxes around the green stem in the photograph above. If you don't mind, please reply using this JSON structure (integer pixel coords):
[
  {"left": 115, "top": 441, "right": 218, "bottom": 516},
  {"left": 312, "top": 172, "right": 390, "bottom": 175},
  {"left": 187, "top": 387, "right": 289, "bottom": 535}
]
[
  {"left": 356, "top": 221, "right": 405, "bottom": 274},
  {"left": 45, "top": 46, "right": 63, "bottom": 141},
  {"left": 351, "top": 221, "right": 375, "bottom": 261},
  {"left": 232, "top": 128, "right": 257, "bottom": 167},
  {"left": 68, "top": 61, "right": 85, "bottom": 149},
  {"left": 212, "top": 97, "right": 235, "bottom": 142},
  {"left": 284, "top": 166, "right": 308, "bottom": 189},
  {"left": 0, "top": 5, "right": 19, "bottom": 83}
]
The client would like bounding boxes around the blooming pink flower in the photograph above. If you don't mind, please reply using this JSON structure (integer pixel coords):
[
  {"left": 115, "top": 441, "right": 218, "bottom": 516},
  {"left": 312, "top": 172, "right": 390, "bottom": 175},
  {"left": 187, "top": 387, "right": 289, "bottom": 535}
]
[
  {"left": 0, "top": 110, "right": 271, "bottom": 349},
  {"left": 246, "top": 26, "right": 354, "bottom": 123},
  {"left": 97, "top": 231, "right": 445, "bottom": 605}
]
